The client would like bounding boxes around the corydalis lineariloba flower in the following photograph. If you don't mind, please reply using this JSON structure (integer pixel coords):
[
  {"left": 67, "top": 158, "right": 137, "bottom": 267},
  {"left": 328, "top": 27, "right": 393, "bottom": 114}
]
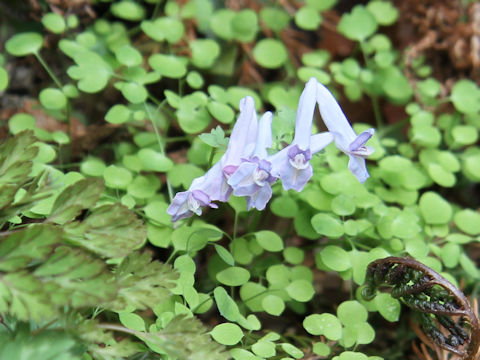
[
  {"left": 227, "top": 112, "right": 277, "bottom": 210},
  {"left": 167, "top": 78, "right": 375, "bottom": 222},
  {"left": 316, "top": 82, "right": 375, "bottom": 183},
  {"left": 167, "top": 97, "right": 258, "bottom": 221}
]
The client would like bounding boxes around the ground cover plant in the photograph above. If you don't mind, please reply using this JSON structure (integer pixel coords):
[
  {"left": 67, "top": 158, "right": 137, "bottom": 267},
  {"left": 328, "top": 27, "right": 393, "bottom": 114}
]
[{"left": 0, "top": 0, "right": 480, "bottom": 359}]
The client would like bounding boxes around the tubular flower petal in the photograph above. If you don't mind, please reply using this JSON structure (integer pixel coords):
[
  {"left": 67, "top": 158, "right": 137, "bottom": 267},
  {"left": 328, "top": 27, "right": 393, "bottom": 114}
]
[
  {"left": 228, "top": 112, "right": 277, "bottom": 210},
  {"left": 316, "top": 81, "right": 375, "bottom": 183},
  {"left": 270, "top": 79, "right": 333, "bottom": 191},
  {"left": 168, "top": 97, "right": 259, "bottom": 221}
]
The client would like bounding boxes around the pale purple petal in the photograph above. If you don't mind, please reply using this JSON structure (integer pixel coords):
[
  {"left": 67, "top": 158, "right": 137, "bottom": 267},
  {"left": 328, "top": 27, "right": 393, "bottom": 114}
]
[
  {"left": 280, "top": 164, "right": 313, "bottom": 192},
  {"left": 310, "top": 132, "right": 334, "bottom": 154},
  {"left": 246, "top": 184, "right": 272, "bottom": 211},
  {"left": 349, "top": 129, "right": 375, "bottom": 152},
  {"left": 253, "top": 112, "right": 273, "bottom": 158},
  {"left": 293, "top": 78, "right": 317, "bottom": 150},
  {"left": 222, "top": 96, "right": 258, "bottom": 167},
  {"left": 227, "top": 161, "right": 260, "bottom": 196},
  {"left": 167, "top": 191, "right": 191, "bottom": 222},
  {"left": 197, "top": 162, "right": 231, "bottom": 202},
  {"left": 316, "top": 82, "right": 356, "bottom": 152},
  {"left": 269, "top": 142, "right": 317, "bottom": 191},
  {"left": 348, "top": 155, "right": 369, "bottom": 183}
]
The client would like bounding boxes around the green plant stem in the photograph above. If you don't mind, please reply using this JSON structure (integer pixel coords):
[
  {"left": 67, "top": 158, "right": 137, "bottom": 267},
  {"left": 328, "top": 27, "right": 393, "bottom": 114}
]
[
  {"left": 32, "top": 318, "right": 58, "bottom": 335},
  {"left": 144, "top": 103, "right": 174, "bottom": 202},
  {"left": 233, "top": 212, "right": 239, "bottom": 240},
  {"left": 358, "top": 41, "right": 383, "bottom": 129},
  {"left": 378, "top": 116, "right": 409, "bottom": 137},
  {"left": 0, "top": 316, "right": 12, "bottom": 333},
  {"left": 34, "top": 52, "right": 63, "bottom": 89},
  {"left": 97, "top": 323, "right": 138, "bottom": 337},
  {"left": 371, "top": 95, "right": 383, "bottom": 130}
]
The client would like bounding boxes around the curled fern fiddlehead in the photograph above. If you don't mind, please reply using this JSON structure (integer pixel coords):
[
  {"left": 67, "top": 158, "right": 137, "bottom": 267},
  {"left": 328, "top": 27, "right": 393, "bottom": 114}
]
[{"left": 362, "top": 257, "right": 480, "bottom": 360}]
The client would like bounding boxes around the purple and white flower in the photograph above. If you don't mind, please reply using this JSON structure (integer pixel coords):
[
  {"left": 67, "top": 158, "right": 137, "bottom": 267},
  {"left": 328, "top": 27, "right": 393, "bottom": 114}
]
[
  {"left": 167, "top": 97, "right": 258, "bottom": 221},
  {"left": 270, "top": 78, "right": 334, "bottom": 191},
  {"left": 227, "top": 112, "right": 277, "bottom": 210},
  {"left": 316, "top": 82, "right": 375, "bottom": 183},
  {"left": 168, "top": 78, "right": 375, "bottom": 221}
]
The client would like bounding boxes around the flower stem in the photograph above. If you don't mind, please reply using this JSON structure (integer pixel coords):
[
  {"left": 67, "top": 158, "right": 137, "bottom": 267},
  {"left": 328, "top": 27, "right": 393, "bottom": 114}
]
[
  {"left": 144, "top": 102, "right": 174, "bottom": 203},
  {"left": 35, "top": 52, "right": 63, "bottom": 89}
]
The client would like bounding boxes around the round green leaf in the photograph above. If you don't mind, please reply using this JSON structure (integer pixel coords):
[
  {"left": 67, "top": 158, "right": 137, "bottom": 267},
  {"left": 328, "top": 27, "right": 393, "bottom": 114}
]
[
  {"left": 252, "top": 341, "right": 275, "bottom": 358},
  {"left": 121, "top": 82, "right": 148, "bottom": 104},
  {"left": 0, "top": 67, "right": 8, "bottom": 91},
  {"left": 427, "top": 163, "right": 455, "bottom": 187},
  {"left": 115, "top": 45, "right": 142, "bottom": 67},
  {"left": 148, "top": 54, "right": 187, "bottom": 79},
  {"left": 260, "top": 7, "right": 290, "bottom": 32},
  {"left": 207, "top": 101, "right": 234, "bottom": 124},
  {"left": 303, "top": 313, "right": 342, "bottom": 340},
  {"left": 266, "top": 264, "right": 290, "bottom": 285},
  {"left": 338, "top": 5, "right": 378, "bottom": 42},
  {"left": 210, "top": 9, "right": 235, "bottom": 40},
  {"left": 137, "top": 149, "right": 173, "bottom": 172},
  {"left": 210, "top": 323, "right": 243, "bottom": 345},
  {"left": 454, "top": 209, "right": 480, "bottom": 235},
  {"left": 111, "top": 1, "right": 146, "bottom": 21},
  {"left": 103, "top": 165, "right": 132, "bottom": 189},
  {"left": 231, "top": 9, "right": 258, "bottom": 42},
  {"left": 105, "top": 104, "right": 131, "bottom": 124},
  {"left": 311, "top": 213, "right": 344, "bottom": 238},
  {"left": 168, "top": 163, "right": 204, "bottom": 188},
  {"left": 214, "top": 245, "right": 235, "bottom": 266},
  {"left": 295, "top": 7, "right": 322, "bottom": 30},
  {"left": 34, "top": 142, "right": 56, "bottom": 163},
  {"left": 271, "top": 195, "right": 299, "bottom": 218},
  {"left": 39, "top": 88, "right": 67, "bottom": 110},
  {"left": 213, "top": 286, "right": 241, "bottom": 322},
  {"left": 374, "top": 293, "right": 400, "bottom": 322},
  {"left": 52, "top": 131, "right": 70, "bottom": 144},
  {"left": 302, "top": 50, "right": 330, "bottom": 67},
  {"left": 312, "top": 342, "right": 331, "bottom": 356},
  {"left": 186, "top": 71, "right": 204, "bottom": 89},
  {"left": 320, "top": 245, "right": 351, "bottom": 271},
  {"left": 419, "top": 192, "right": 452, "bottom": 225},
  {"left": 252, "top": 39, "right": 288, "bottom": 69},
  {"left": 216, "top": 267, "right": 250, "bottom": 286},
  {"left": 297, "top": 67, "right": 331, "bottom": 84},
  {"left": 366, "top": 1, "right": 398, "bottom": 26},
  {"left": 262, "top": 295, "right": 285, "bottom": 316},
  {"left": 8, "top": 113, "right": 35, "bottom": 134},
  {"left": 451, "top": 80, "right": 480, "bottom": 114},
  {"left": 141, "top": 17, "right": 184, "bottom": 43},
  {"left": 5, "top": 32, "right": 43, "bottom": 56},
  {"left": 354, "top": 322, "right": 376, "bottom": 345},
  {"left": 255, "top": 230, "right": 283, "bottom": 252},
  {"left": 286, "top": 279, "right": 315, "bottom": 302},
  {"left": 283, "top": 247, "right": 304, "bottom": 265},
  {"left": 42, "top": 13, "right": 66, "bottom": 34},
  {"left": 337, "top": 300, "right": 367, "bottom": 326},
  {"left": 331, "top": 194, "right": 356, "bottom": 216},
  {"left": 281, "top": 343, "right": 304, "bottom": 359},
  {"left": 452, "top": 125, "right": 478, "bottom": 146},
  {"left": 80, "top": 157, "right": 106, "bottom": 176},
  {"left": 119, "top": 312, "right": 145, "bottom": 332},
  {"left": 190, "top": 39, "right": 220, "bottom": 69},
  {"left": 441, "top": 242, "right": 461, "bottom": 268},
  {"left": 128, "top": 176, "right": 160, "bottom": 199},
  {"left": 382, "top": 67, "right": 413, "bottom": 104}
]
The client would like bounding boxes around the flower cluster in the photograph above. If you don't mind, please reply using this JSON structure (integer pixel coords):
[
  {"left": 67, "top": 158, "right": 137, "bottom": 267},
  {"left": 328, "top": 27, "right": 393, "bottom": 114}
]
[{"left": 167, "top": 78, "right": 375, "bottom": 222}]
